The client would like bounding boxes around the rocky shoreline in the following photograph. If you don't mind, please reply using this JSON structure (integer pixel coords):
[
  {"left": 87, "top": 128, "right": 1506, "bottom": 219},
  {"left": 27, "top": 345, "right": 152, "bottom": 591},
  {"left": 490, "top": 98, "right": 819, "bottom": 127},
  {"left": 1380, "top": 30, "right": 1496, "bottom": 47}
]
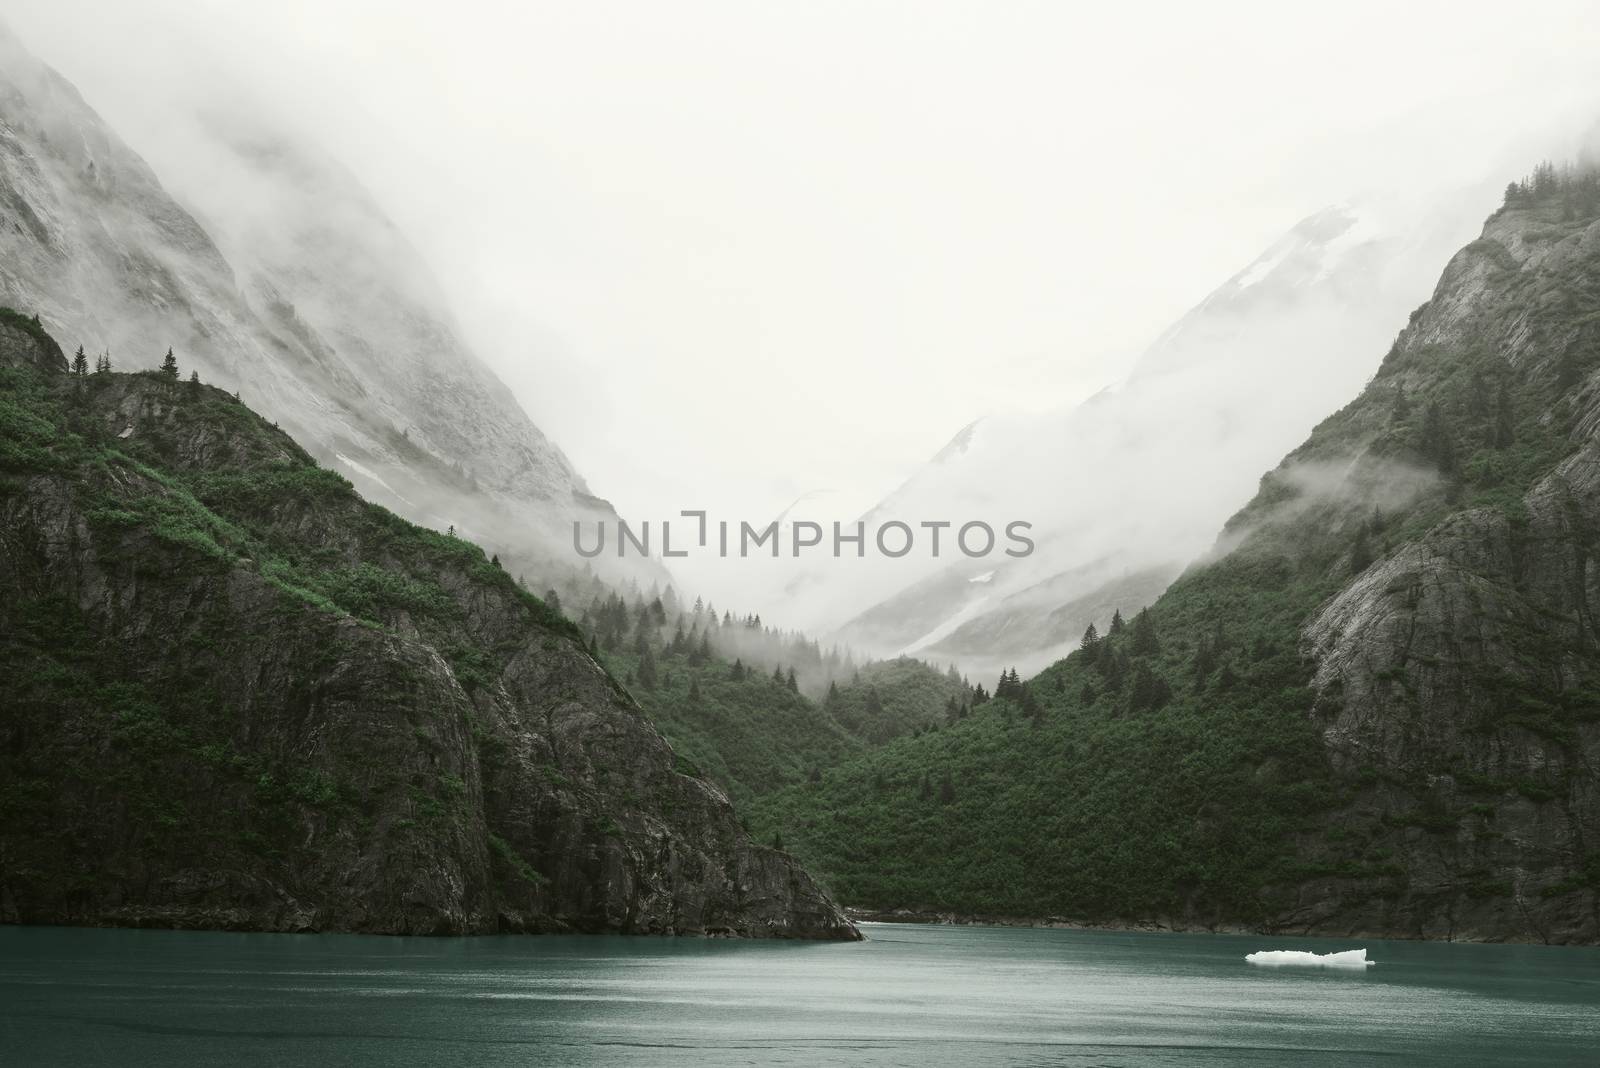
[
  {"left": 846, "top": 908, "right": 1256, "bottom": 936},
  {"left": 844, "top": 907, "right": 1591, "bottom": 944}
]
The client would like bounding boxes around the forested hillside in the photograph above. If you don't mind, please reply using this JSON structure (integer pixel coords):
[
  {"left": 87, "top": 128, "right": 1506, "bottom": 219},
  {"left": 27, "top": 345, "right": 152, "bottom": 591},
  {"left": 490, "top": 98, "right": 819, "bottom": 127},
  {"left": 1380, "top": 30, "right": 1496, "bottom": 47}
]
[
  {"left": 748, "top": 165, "right": 1600, "bottom": 944},
  {"left": 0, "top": 318, "right": 856, "bottom": 939}
]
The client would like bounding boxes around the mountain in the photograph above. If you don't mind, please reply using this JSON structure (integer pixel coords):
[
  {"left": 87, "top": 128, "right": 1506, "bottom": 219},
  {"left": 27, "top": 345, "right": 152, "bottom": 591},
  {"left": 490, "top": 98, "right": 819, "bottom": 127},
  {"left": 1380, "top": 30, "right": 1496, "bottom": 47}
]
[
  {"left": 750, "top": 165, "right": 1600, "bottom": 943},
  {"left": 571, "top": 587, "right": 975, "bottom": 809},
  {"left": 0, "top": 24, "right": 646, "bottom": 590},
  {"left": 807, "top": 192, "right": 1491, "bottom": 681},
  {"left": 0, "top": 318, "right": 855, "bottom": 939}
]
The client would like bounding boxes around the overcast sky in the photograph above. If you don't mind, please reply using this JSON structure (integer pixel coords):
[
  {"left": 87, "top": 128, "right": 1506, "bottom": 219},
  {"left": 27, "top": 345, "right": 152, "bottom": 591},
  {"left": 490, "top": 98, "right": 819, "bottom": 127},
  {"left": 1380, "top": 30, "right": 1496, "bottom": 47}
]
[{"left": 8, "top": 0, "right": 1600, "bottom": 525}]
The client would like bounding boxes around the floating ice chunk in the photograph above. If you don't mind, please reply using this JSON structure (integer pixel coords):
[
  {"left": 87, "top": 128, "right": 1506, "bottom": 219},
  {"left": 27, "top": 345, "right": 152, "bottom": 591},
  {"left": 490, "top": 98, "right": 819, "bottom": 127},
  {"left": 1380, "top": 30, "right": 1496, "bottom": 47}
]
[{"left": 1246, "top": 948, "right": 1373, "bottom": 969}]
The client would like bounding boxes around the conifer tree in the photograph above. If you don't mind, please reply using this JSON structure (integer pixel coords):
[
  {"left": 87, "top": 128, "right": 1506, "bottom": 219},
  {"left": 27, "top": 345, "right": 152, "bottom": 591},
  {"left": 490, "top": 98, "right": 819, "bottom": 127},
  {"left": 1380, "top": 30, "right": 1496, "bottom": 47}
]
[
  {"left": 1420, "top": 401, "right": 1458, "bottom": 476},
  {"left": 1192, "top": 636, "right": 1218, "bottom": 686},
  {"left": 1129, "top": 664, "right": 1171, "bottom": 711},
  {"left": 160, "top": 347, "right": 178, "bottom": 378},
  {"left": 1108, "top": 609, "right": 1125, "bottom": 635},
  {"left": 71, "top": 345, "right": 87, "bottom": 376},
  {"left": 1104, "top": 650, "right": 1129, "bottom": 689},
  {"left": 1468, "top": 371, "right": 1490, "bottom": 419},
  {"left": 1391, "top": 386, "right": 1412, "bottom": 423},
  {"left": 1493, "top": 380, "right": 1515, "bottom": 448},
  {"left": 864, "top": 686, "right": 885, "bottom": 721},
  {"left": 1350, "top": 523, "right": 1374, "bottom": 573},
  {"left": 1079, "top": 623, "right": 1099, "bottom": 650},
  {"left": 1021, "top": 687, "right": 1043, "bottom": 725},
  {"left": 786, "top": 667, "right": 798, "bottom": 693},
  {"left": 1130, "top": 608, "right": 1160, "bottom": 656}
]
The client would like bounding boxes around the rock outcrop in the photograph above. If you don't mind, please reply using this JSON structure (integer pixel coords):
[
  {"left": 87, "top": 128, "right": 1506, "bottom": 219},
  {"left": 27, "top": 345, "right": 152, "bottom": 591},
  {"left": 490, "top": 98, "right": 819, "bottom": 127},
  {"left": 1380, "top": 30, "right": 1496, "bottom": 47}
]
[
  {"left": 1261, "top": 188, "right": 1600, "bottom": 942},
  {"left": 0, "top": 311, "right": 63, "bottom": 373},
  {"left": 0, "top": 343, "right": 858, "bottom": 939},
  {"left": 741, "top": 175, "right": 1600, "bottom": 945}
]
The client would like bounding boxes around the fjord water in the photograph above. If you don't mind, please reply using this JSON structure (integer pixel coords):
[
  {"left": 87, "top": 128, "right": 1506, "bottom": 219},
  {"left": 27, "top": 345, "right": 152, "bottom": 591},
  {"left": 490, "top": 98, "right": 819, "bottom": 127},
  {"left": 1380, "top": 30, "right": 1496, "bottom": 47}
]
[{"left": 2, "top": 924, "right": 1595, "bottom": 1066}]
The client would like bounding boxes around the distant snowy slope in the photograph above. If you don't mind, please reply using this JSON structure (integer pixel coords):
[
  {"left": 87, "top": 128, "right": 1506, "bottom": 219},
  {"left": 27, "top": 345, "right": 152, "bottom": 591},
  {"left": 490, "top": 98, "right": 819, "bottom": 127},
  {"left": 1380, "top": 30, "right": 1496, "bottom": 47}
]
[{"left": 816, "top": 190, "right": 1493, "bottom": 680}]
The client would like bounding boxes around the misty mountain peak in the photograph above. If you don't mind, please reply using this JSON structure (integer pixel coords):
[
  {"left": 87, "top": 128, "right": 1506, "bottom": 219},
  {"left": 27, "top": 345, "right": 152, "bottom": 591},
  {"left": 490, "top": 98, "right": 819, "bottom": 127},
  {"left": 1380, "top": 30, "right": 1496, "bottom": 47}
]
[{"left": 0, "top": 26, "right": 656, "bottom": 588}]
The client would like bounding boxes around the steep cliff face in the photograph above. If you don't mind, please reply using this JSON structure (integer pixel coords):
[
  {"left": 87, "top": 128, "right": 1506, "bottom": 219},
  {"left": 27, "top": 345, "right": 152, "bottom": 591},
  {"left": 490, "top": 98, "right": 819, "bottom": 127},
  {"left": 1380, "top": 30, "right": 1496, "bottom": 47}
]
[
  {"left": 748, "top": 174, "right": 1600, "bottom": 944},
  {"left": 0, "top": 24, "right": 658, "bottom": 589},
  {"left": 1275, "top": 186, "right": 1600, "bottom": 941},
  {"left": 0, "top": 331, "right": 856, "bottom": 939}
]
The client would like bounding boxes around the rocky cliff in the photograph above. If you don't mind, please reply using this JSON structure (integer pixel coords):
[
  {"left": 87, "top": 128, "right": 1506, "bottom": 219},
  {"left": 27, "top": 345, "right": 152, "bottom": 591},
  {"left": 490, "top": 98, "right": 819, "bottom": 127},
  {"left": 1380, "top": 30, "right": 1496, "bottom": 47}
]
[
  {"left": 1272, "top": 178, "right": 1600, "bottom": 941},
  {"left": 748, "top": 170, "right": 1600, "bottom": 944},
  {"left": 0, "top": 323, "right": 856, "bottom": 939},
  {"left": 0, "top": 23, "right": 660, "bottom": 591}
]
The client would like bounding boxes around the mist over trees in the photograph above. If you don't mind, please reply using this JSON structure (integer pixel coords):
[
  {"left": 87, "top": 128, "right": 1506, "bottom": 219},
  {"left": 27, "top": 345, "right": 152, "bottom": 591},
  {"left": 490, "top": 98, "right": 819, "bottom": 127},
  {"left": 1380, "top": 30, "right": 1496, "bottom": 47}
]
[
  {"left": 563, "top": 574, "right": 884, "bottom": 699},
  {"left": 1501, "top": 159, "right": 1600, "bottom": 216}
]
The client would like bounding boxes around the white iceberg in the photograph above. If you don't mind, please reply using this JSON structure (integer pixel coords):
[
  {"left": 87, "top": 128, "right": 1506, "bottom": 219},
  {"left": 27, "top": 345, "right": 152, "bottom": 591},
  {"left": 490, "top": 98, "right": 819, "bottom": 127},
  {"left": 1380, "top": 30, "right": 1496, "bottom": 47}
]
[{"left": 1245, "top": 948, "right": 1374, "bottom": 969}]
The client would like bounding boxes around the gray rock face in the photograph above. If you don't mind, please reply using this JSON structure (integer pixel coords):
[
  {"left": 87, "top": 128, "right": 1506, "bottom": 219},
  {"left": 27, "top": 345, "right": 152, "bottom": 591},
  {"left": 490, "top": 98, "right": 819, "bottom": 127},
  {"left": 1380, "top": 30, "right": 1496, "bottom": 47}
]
[
  {"left": 1277, "top": 203, "right": 1600, "bottom": 943},
  {"left": 0, "top": 24, "right": 658, "bottom": 590},
  {"left": 0, "top": 363, "right": 856, "bottom": 940},
  {"left": 0, "top": 316, "right": 63, "bottom": 372}
]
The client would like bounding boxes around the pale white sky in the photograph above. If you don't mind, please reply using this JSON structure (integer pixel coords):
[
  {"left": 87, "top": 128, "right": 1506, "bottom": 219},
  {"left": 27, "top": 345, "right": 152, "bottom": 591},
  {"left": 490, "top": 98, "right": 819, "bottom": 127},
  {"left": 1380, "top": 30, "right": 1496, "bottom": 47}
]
[{"left": 8, "top": 0, "right": 1600, "bottom": 524}]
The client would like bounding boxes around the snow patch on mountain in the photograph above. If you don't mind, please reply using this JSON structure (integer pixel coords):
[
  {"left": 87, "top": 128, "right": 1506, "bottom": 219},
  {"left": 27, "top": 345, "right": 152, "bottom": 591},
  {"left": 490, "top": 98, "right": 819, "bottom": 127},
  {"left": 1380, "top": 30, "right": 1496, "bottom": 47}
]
[{"left": 808, "top": 186, "right": 1497, "bottom": 679}]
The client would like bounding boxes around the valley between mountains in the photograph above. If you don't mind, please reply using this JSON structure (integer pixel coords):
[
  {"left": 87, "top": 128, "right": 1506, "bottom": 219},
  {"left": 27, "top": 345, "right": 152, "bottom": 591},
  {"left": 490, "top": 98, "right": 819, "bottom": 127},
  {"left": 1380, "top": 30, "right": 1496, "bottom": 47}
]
[{"left": 1, "top": 19, "right": 1598, "bottom": 945}]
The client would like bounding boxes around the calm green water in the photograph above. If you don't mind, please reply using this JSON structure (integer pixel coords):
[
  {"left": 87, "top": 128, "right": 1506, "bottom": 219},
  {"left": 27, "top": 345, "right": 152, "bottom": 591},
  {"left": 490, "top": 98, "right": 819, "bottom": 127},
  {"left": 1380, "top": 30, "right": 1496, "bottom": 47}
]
[{"left": 1, "top": 923, "right": 1596, "bottom": 1066}]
